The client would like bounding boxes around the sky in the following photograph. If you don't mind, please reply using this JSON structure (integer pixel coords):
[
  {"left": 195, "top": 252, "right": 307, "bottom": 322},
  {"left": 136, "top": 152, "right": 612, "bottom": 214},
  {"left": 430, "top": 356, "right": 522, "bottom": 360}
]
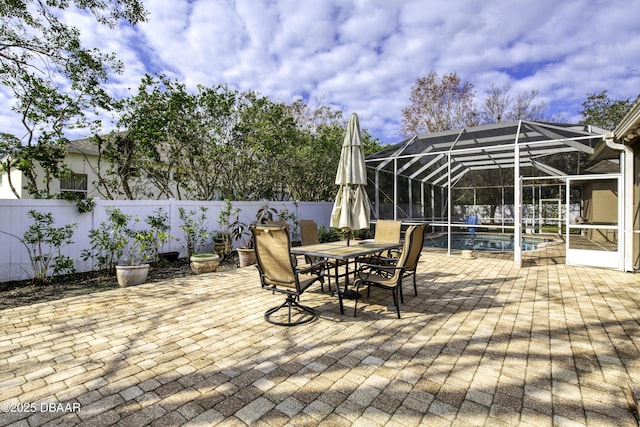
[{"left": 3, "top": 0, "right": 640, "bottom": 144}]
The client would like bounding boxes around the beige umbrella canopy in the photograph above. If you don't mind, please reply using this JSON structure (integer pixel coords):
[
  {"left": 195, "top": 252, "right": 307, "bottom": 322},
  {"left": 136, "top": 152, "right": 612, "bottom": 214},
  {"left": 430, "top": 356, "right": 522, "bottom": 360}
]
[{"left": 330, "top": 113, "right": 371, "bottom": 240}]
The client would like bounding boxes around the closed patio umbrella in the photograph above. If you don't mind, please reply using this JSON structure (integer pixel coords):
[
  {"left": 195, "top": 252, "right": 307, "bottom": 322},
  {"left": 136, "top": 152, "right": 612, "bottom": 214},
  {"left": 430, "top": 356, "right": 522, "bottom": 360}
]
[{"left": 330, "top": 113, "right": 371, "bottom": 244}]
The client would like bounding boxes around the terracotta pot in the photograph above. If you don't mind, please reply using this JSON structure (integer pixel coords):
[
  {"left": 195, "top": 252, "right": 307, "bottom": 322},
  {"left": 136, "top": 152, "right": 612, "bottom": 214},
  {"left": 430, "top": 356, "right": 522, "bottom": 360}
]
[
  {"left": 115, "top": 264, "right": 150, "bottom": 287},
  {"left": 190, "top": 253, "right": 220, "bottom": 274},
  {"left": 237, "top": 248, "right": 256, "bottom": 267}
]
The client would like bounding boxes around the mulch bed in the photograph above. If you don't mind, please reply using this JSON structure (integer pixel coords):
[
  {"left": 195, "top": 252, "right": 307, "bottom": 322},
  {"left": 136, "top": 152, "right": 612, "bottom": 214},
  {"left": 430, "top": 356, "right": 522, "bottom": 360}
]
[{"left": 0, "top": 253, "right": 239, "bottom": 311}]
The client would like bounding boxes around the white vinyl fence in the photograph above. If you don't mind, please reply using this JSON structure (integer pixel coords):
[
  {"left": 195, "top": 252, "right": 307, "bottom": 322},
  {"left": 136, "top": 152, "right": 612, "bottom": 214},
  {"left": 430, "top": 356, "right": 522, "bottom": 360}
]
[{"left": 0, "top": 199, "right": 333, "bottom": 282}]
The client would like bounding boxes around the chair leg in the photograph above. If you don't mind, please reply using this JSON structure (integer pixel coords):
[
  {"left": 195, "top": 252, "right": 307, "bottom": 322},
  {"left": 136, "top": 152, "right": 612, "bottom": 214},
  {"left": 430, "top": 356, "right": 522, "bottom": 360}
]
[
  {"left": 353, "top": 280, "right": 361, "bottom": 317},
  {"left": 326, "top": 262, "right": 332, "bottom": 292},
  {"left": 393, "top": 287, "right": 401, "bottom": 319},
  {"left": 413, "top": 273, "right": 418, "bottom": 296},
  {"left": 355, "top": 282, "right": 402, "bottom": 318},
  {"left": 265, "top": 294, "right": 317, "bottom": 326}
]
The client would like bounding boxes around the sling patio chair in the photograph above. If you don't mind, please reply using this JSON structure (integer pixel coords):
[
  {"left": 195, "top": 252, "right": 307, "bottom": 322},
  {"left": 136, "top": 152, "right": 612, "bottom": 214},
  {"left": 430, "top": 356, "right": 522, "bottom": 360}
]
[
  {"left": 358, "top": 219, "right": 403, "bottom": 264},
  {"left": 380, "top": 223, "right": 427, "bottom": 297},
  {"left": 252, "top": 225, "right": 325, "bottom": 326},
  {"left": 352, "top": 224, "right": 425, "bottom": 319},
  {"left": 299, "top": 220, "right": 332, "bottom": 292},
  {"left": 266, "top": 220, "right": 290, "bottom": 234},
  {"left": 374, "top": 219, "right": 403, "bottom": 243}
]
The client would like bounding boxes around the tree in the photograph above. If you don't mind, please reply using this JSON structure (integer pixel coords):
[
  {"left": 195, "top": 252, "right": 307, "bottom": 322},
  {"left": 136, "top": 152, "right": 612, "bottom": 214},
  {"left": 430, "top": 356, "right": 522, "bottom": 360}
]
[
  {"left": 579, "top": 91, "right": 632, "bottom": 130},
  {"left": 401, "top": 71, "right": 478, "bottom": 136},
  {"left": 179, "top": 84, "right": 240, "bottom": 200},
  {"left": 0, "top": 133, "right": 24, "bottom": 196},
  {"left": 287, "top": 98, "right": 345, "bottom": 133},
  {"left": 510, "top": 89, "right": 547, "bottom": 121},
  {"left": 480, "top": 83, "right": 548, "bottom": 124},
  {"left": 228, "top": 92, "right": 299, "bottom": 200},
  {"left": 0, "top": 0, "right": 147, "bottom": 198},
  {"left": 100, "top": 75, "right": 196, "bottom": 200},
  {"left": 481, "top": 84, "right": 511, "bottom": 124},
  {"left": 94, "top": 76, "right": 381, "bottom": 202},
  {"left": 285, "top": 100, "right": 384, "bottom": 201}
]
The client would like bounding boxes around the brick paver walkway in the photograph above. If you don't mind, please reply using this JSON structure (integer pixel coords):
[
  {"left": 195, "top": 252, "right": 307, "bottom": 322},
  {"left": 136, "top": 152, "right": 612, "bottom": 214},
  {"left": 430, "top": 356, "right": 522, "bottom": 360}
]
[{"left": 1, "top": 246, "right": 639, "bottom": 426}]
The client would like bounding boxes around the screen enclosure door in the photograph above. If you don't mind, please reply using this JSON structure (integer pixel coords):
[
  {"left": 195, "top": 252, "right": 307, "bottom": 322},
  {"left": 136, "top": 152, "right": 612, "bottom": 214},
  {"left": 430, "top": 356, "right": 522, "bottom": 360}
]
[{"left": 565, "top": 175, "right": 622, "bottom": 269}]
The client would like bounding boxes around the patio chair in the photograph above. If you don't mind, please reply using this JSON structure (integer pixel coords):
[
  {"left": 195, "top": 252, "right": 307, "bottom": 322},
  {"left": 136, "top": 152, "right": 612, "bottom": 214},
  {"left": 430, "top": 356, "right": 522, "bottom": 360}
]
[
  {"left": 300, "top": 219, "right": 320, "bottom": 245},
  {"left": 299, "top": 220, "right": 332, "bottom": 292},
  {"left": 374, "top": 219, "right": 403, "bottom": 243},
  {"left": 266, "top": 220, "right": 290, "bottom": 234},
  {"left": 397, "top": 223, "right": 427, "bottom": 297},
  {"left": 359, "top": 219, "right": 403, "bottom": 264},
  {"left": 252, "top": 225, "right": 324, "bottom": 326},
  {"left": 353, "top": 224, "right": 424, "bottom": 319}
]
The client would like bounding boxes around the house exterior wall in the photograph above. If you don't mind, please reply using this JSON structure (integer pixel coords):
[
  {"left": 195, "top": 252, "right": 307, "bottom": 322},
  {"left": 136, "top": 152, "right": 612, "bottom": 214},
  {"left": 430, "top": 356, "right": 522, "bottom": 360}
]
[
  {"left": 0, "top": 168, "right": 26, "bottom": 198},
  {"left": 0, "top": 151, "right": 102, "bottom": 199},
  {"left": 0, "top": 150, "right": 177, "bottom": 200},
  {"left": 583, "top": 180, "right": 618, "bottom": 244},
  {"left": 65, "top": 152, "right": 102, "bottom": 199}
]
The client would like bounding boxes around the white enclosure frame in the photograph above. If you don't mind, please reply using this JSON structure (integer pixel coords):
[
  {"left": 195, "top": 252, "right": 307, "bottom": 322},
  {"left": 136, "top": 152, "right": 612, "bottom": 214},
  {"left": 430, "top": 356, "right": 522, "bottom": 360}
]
[{"left": 366, "top": 120, "right": 633, "bottom": 270}]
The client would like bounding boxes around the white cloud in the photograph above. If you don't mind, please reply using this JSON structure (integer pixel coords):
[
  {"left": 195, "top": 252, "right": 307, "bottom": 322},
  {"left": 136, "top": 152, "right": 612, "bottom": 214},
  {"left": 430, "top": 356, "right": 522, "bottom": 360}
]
[{"left": 2, "top": 0, "right": 639, "bottom": 144}]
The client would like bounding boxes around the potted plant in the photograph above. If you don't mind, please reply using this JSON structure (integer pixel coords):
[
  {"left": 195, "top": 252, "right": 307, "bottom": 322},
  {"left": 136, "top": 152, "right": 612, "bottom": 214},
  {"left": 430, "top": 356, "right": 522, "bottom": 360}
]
[
  {"left": 179, "top": 207, "right": 220, "bottom": 274},
  {"left": 82, "top": 207, "right": 155, "bottom": 287},
  {"left": 215, "top": 200, "right": 237, "bottom": 260},
  {"left": 145, "top": 208, "right": 175, "bottom": 262},
  {"left": 212, "top": 231, "right": 223, "bottom": 256},
  {"left": 189, "top": 252, "right": 220, "bottom": 274},
  {"left": 230, "top": 217, "right": 253, "bottom": 267},
  {"left": 111, "top": 210, "right": 156, "bottom": 287},
  {"left": 115, "top": 226, "right": 156, "bottom": 287},
  {"left": 277, "top": 204, "right": 300, "bottom": 246},
  {"left": 231, "top": 204, "right": 277, "bottom": 267}
]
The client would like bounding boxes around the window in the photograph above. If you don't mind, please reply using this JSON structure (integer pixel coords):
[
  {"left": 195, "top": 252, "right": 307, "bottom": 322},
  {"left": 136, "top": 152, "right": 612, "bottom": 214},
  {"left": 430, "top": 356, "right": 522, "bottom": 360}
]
[{"left": 60, "top": 173, "right": 88, "bottom": 199}]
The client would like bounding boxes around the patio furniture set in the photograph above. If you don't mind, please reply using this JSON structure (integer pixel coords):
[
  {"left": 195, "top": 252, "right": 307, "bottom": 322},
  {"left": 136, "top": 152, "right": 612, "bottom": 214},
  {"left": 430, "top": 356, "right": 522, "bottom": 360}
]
[{"left": 252, "top": 219, "right": 427, "bottom": 326}]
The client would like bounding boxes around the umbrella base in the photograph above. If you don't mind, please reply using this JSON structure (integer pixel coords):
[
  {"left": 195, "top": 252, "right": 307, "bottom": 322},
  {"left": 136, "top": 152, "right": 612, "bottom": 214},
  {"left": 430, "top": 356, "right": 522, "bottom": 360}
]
[{"left": 334, "top": 289, "right": 361, "bottom": 299}]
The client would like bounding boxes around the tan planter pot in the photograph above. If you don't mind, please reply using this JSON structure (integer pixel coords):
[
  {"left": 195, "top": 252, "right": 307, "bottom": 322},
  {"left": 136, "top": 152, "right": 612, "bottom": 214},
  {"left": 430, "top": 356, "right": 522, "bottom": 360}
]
[
  {"left": 115, "top": 264, "right": 150, "bottom": 287},
  {"left": 190, "top": 253, "right": 220, "bottom": 274},
  {"left": 237, "top": 248, "right": 256, "bottom": 267}
]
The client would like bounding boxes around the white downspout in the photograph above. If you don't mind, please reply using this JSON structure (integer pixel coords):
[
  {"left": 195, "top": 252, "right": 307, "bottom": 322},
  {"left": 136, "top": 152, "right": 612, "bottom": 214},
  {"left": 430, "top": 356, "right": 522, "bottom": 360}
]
[
  {"left": 605, "top": 132, "right": 634, "bottom": 272},
  {"left": 514, "top": 121, "right": 522, "bottom": 268}
]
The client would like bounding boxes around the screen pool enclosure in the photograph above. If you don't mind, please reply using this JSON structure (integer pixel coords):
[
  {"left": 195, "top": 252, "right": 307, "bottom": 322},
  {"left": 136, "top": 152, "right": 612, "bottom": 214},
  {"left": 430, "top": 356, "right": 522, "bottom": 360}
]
[{"left": 365, "top": 120, "right": 633, "bottom": 271}]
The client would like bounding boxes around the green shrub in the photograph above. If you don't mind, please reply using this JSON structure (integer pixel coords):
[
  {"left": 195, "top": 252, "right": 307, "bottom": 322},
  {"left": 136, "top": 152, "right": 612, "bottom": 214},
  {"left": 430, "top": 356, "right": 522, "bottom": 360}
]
[{"left": 0, "top": 210, "right": 77, "bottom": 284}]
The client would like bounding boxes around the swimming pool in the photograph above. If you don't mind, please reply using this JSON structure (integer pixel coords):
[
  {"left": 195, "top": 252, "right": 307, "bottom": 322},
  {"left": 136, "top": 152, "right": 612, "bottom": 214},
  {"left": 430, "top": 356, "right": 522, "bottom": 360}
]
[{"left": 424, "top": 233, "right": 551, "bottom": 252}]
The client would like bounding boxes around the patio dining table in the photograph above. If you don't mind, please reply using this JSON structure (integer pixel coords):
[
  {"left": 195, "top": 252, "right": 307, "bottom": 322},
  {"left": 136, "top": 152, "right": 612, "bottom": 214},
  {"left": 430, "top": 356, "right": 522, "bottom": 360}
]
[{"left": 290, "top": 240, "right": 402, "bottom": 314}]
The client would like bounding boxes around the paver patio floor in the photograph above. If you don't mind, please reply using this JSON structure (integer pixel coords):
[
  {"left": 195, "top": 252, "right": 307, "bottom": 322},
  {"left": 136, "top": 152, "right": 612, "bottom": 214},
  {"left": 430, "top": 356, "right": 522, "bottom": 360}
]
[{"left": 1, "top": 244, "right": 639, "bottom": 426}]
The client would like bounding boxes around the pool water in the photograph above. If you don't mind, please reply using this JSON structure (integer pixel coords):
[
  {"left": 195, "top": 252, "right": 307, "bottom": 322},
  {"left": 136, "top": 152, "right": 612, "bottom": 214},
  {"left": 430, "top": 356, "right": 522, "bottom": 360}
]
[{"left": 424, "top": 233, "right": 550, "bottom": 252}]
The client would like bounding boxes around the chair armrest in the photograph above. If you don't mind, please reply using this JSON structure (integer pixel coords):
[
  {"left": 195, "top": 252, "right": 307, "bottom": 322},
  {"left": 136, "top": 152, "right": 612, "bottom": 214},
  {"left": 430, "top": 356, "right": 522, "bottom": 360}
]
[
  {"left": 295, "top": 260, "right": 325, "bottom": 275},
  {"left": 357, "top": 263, "right": 405, "bottom": 280},
  {"left": 358, "top": 262, "right": 404, "bottom": 271}
]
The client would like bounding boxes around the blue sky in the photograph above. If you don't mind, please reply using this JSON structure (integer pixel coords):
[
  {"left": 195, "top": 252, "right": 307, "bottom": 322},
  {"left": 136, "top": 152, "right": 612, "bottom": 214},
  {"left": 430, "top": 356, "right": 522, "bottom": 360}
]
[{"left": 2, "top": 0, "right": 640, "bottom": 144}]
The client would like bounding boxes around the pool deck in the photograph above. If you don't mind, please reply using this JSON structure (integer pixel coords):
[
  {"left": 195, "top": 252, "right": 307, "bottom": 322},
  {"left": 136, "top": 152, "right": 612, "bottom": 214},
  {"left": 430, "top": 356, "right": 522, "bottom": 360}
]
[{"left": 1, "top": 245, "right": 639, "bottom": 426}]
